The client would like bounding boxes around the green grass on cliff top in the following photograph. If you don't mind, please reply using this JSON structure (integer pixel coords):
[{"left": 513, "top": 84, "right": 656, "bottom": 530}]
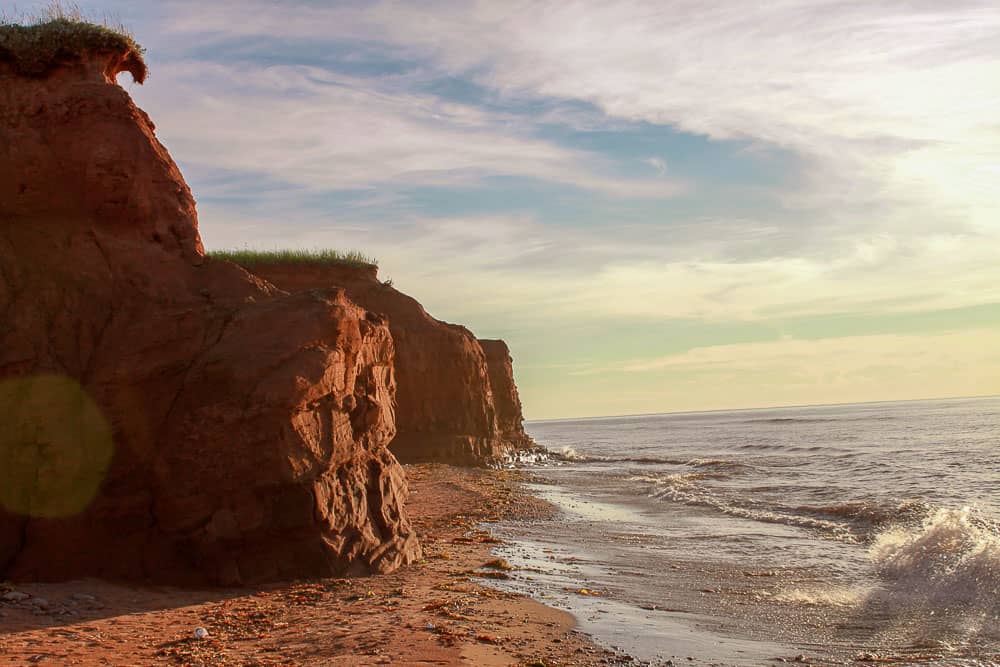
[
  {"left": 0, "top": 3, "right": 146, "bottom": 82},
  {"left": 209, "top": 249, "right": 379, "bottom": 269}
]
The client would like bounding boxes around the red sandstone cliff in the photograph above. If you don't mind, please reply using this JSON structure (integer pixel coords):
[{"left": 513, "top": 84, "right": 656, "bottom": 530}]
[
  {"left": 478, "top": 339, "right": 534, "bottom": 450},
  {"left": 244, "top": 265, "right": 535, "bottom": 466},
  {"left": 0, "top": 53, "right": 419, "bottom": 583}
]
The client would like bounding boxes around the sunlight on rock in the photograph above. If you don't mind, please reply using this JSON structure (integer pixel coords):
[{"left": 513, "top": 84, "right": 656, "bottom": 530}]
[{"left": 0, "top": 374, "right": 113, "bottom": 518}]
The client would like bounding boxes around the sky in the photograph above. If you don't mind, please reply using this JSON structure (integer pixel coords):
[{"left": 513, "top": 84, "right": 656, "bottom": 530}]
[{"left": 24, "top": 0, "right": 1000, "bottom": 418}]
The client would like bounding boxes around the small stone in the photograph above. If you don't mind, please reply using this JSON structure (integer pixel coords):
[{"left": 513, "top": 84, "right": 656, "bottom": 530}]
[
  {"left": 70, "top": 593, "right": 97, "bottom": 603},
  {"left": 193, "top": 627, "right": 210, "bottom": 640},
  {"left": 29, "top": 598, "right": 50, "bottom": 609},
  {"left": 2, "top": 591, "right": 29, "bottom": 602},
  {"left": 795, "top": 655, "right": 808, "bottom": 663}
]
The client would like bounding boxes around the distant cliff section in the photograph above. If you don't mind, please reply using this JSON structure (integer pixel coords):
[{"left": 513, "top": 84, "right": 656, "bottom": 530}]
[
  {"left": 478, "top": 339, "right": 534, "bottom": 451},
  {"left": 238, "top": 263, "right": 536, "bottom": 466},
  {"left": 0, "top": 22, "right": 419, "bottom": 584}
]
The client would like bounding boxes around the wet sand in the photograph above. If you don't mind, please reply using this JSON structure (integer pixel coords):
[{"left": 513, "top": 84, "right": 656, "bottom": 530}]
[{"left": 0, "top": 464, "right": 636, "bottom": 666}]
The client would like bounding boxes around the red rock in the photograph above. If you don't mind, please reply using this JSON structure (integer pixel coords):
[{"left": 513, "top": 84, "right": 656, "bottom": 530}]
[
  {"left": 478, "top": 339, "right": 534, "bottom": 451},
  {"left": 245, "top": 264, "right": 535, "bottom": 465},
  {"left": 0, "top": 52, "right": 419, "bottom": 583}
]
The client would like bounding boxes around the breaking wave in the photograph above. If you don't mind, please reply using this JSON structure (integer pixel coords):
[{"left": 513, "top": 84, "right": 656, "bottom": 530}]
[
  {"left": 549, "top": 446, "right": 686, "bottom": 465},
  {"left": 869, "top": 507, "right": 1000, "bottom": 610}
]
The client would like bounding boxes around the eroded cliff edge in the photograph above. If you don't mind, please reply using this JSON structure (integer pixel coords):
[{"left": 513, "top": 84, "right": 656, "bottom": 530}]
[
  {"left": 242, "top": 264, "right": 536, "bottom": 466},
  {"left": 0, "top": 51, "right": 419, "bottom": 583}
]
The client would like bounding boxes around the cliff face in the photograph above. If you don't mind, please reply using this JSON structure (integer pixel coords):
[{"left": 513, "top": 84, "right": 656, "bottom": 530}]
[
  {"left": 0, "top": 55, "right": 419, "bottom": 583},
  {"left": 478, "top": 339, "right": 534, "bottom": 450},
  {"left": 247, "top": 265, "right": 534, "bottom": 466}
]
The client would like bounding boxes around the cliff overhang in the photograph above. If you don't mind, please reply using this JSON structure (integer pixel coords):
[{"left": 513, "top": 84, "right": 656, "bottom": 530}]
[{"left": 0, "top": 16, "right": 146, "bottom": 83}]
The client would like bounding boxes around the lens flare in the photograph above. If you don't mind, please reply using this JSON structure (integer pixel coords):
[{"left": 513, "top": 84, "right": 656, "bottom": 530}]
[{"left": 0, "top": 374, "right": 113, "bottom": 518}]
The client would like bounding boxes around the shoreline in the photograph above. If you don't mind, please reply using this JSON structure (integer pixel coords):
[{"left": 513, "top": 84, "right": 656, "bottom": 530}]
[{"left": 0, "top": 464, "right": 633, "bottom": 666}]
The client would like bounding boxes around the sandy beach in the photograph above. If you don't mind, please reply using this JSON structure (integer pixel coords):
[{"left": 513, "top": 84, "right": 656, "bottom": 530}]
[{"left": 0, "top": 464, "right": 636, "bottom": 666}]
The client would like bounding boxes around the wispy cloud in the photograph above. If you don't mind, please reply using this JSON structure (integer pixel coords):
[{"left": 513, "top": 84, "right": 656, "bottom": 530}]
[
  {"left": 200, "top": 204, "right": 1000, "bottom": 328},
  {"left": 133, "top": 61, "right": 684, "bottom": 198},
  {"left": 159, "top": 0, "right": 1000, "bottom": 223},
  {"left": 602, "top": 329, "right": 1000, "bottom": 377},
  {"left": 530, "top": 328, "right": 1000, "bottom": 417}
]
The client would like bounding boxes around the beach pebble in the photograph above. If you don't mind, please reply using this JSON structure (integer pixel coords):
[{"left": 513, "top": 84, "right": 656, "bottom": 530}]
[
  {"left": 70, "top": 593, "right": 97, "bottom": 603},
  {"left": 193, "top": 627, "right": 210, "bottom": 640},
  {"left": 795, "top": 655, "right": 808, "bottom": 663},
  {"left": 29, "top": 598, "right": 50, "bottom": 609},
  {"left": 2, "top": 591, "right": 29, "bottom": 602}
]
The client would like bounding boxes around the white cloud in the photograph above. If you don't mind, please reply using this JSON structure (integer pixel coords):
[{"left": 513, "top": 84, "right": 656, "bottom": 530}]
[
  {"left": 132, "top": 61, "right": 683, "bottom": 197},
  {"left": 160, "top": 1, "right": 1000, "bottom": 226}
]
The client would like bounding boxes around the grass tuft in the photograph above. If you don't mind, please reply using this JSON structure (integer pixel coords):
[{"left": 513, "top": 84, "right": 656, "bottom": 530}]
[
  {"left": 0, "top": 2, "right": 146, "bottom": 82},
  {"left": 208, "top": 248, "right": 379, "bottom": 269}
]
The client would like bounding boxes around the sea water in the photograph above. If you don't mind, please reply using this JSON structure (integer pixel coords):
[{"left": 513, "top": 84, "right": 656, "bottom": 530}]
[{"left": 490, "top": 397, "right": 1000, "bottom": 666}]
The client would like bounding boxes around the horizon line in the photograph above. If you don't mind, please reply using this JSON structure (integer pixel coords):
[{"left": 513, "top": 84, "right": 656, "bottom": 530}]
[{"left": 524, "top": 392, "right": 1000, "bottom": 424}]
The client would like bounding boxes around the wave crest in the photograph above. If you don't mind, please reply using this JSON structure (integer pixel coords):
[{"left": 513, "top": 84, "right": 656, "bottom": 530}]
[
  {"left": 549, "top": 446, "right": 684, "bottom": 465},
  {"left": 870, "top": 507, "right": 1000, "bottom": 609}
]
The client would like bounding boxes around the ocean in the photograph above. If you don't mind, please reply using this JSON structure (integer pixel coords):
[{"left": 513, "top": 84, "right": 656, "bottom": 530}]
[{"left": 489, "top": 397, "right": 1000, "bottom": 666}]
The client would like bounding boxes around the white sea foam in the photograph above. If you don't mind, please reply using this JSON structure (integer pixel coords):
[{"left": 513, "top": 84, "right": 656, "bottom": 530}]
[
  {"left": 870, "top": 507, "right": 1000, "bottom": 609},
  {"left": 772, "top": 585, "right": 870, "bottom": 607},
  {"left": 636, "top": 471, "right": 858, "bottom": 541},
  {"left": 556, "top": 446, "right": 584, "bottom": 460},
  {"left": 549, "top": 446, "right": 683, "bottom": 465}
]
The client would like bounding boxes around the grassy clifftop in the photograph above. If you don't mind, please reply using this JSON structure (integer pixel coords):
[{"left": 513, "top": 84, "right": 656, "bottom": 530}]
[
  {"left": 0, "top": 5, "right": 146, "bottom": 81},
  {"left": 208, "top": 249, "right": 378, "bottom": 269}
]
